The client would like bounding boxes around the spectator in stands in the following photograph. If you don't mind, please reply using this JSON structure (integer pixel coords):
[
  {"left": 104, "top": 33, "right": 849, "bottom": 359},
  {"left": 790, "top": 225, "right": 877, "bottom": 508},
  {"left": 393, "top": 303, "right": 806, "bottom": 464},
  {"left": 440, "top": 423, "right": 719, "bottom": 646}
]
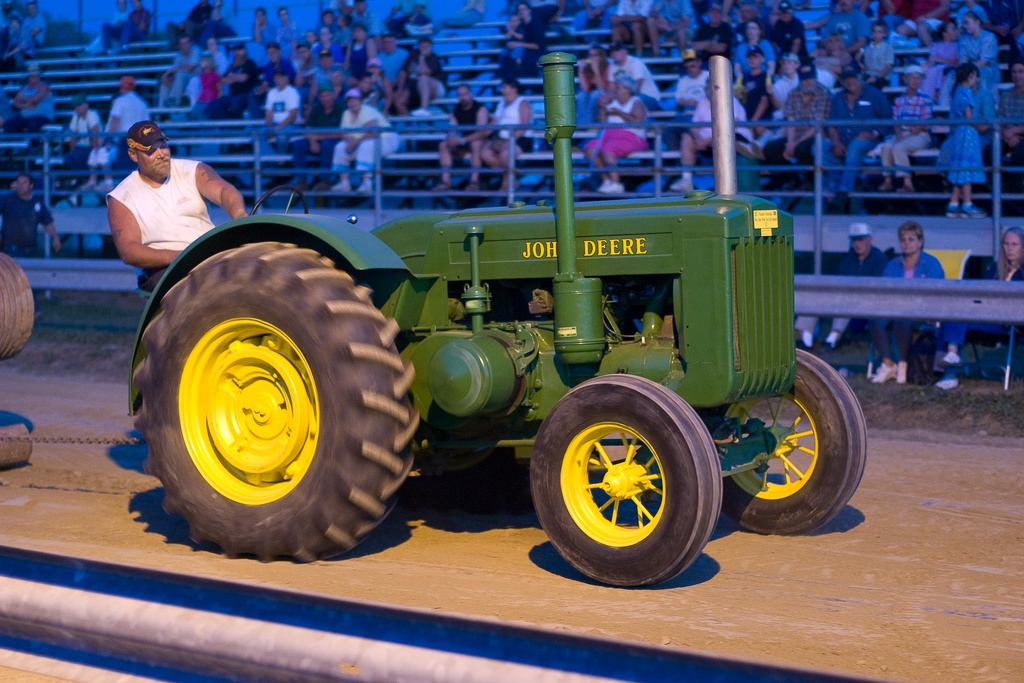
[
  {"left": 437, "top": 84, "right": 490, "bottom": 192},
  {"left": 585, "top": 74, "right": 649, "bottom": 195},
  {"left": 396, "top": 3, "right": 433, "bottom": 37},
  {"left": 673, "top": 48, "right": 707, "bottom": 118},
  {"left": 955, "top": 0, "right": 986, "bottom": 28},
  {"left": 351, "top": 0, "right": 385, "bottom": 40},
  {"left": 247, "top": 6, "right": 276, "bottom": 60},
  {"left": 573, "top": 0, "right": 615, "bottom": 33},
  {"left": 770, "top": 1, "right": 806, "bottom": 59},
  {"left": 984, "top": 0, "right": 1023, "bottom": 61},
  {"left": 361, "top": 58, "right": 393, "bottom": 112},
  {"left": 893, "top": 0, "right": 949, "bottom": 48},
  {"left": 869, "top": 220, "right": 944, "bottom": 385},
  {"left": 0, "top": 174, "right": 59, "bottom": 257},
  {"left": 168, "top": 0, "right": 212, "bottom": 46},
  {"left": 345, "top": 22, "right": 377, "bottom": 82},
  {"left": 528, "top": 0, "right": 564, "bottom": 27},
  {"left": 190, "top": 54, "right": 221, "bottom": 119},
  {"left": 384, "top": 1, "right": 414, "bottom": 35},
  {"left": 612, "top": 0, "right": 654, "bottom": 56},
  {"left": 101, "top": 0, "right": 131, "bottom": 55},
  {"left": 0, "top": 16, "right": 33, "bottom": 72},
  {"left": 314, "top": 26, "right": 346, "bottom": 64},
  {"left": 941, "top": 63, "right": 987, "bottom": 219},
  {"left": 858, "top": 21, "right": 894, "bottom": 87},
  {"left": 394, "top": 36, "right": 445, "bottom": 116},
  {"left": 106, "top": 75, "right": 151, "bottom": 182},
  {"left": 878, "top": 65, "right": 932, "bottom": 194},
  {"left": 0, "top": 3, "right": 16, "bottom": 58},
  {"left": 921, "top": 20, "right": 958, "bottom": 103},
  {"left": 933, "top": 226, "right": 1024, "bottom": 389},
  {"left": 377, "top": 33, "right": 408, "bottom": 83},
  {"left": 3, "top": 64, "right": 53, "bottom": 134},
  {"left": 578, "top": 44, "right": 611, "bottom": 125},
  {"left": 206, "top": 36, "right": 228, "bottom": 72},
  {"left": 608, "top": 41, "right": 662, "bottom": 111},
  {"left": 160, "top": 36, "right": 201, "bottom": 107},
  {"left": 670, "top": 79, "right": 748, "bottom": 192},
  {"left": 734, "top": 20, "right": 776, "bottom": 78},
  {"left": 330, "top": 89, "right": 398, "bottom": 194},
  {"left": 805, "top": 0, "right": 870, "bottom": 57},
  {"left": 107, "top": 121, "right": 246, "bottom": 291},
  {"left": 197, "top": 0, "right": 237, "bottom": 47},
  {"left": 481, "top": 78, "right": 533, "bottom": 192},
  {"left": 22, "top": 0, "right": 44, "bottom": 49},
  {"left": 769, "top": 51, "right": 800, "bottom": 115},
  {"left": 439, "top": 0, "right": 487, "bottom": 30},
  {"left": 795, "top": 221, "right": 886, "bottom": 350},
  {"left": 647, "top": 0, "right": 694, "bottom": 55},
  {"left": 498, "top": 3, "right": 547, "bottom": 82},
  {"left": 999, "top": 60, "right": 1024, "bottom": 193},
  {"left": 250, "top": 42, "right": 295, "bottom": 118},
  {"left": 65, "top": 94, "right": 102, "bottom": 189},
  {"left": 762, "top": 65, "right": 830, "bottom": 191},
  {"left": 958, "top": 11, "right": 999, "bottom": 95},
  {"left": 262, "top": 69, "right": 300, "bottom": 154},
  {"left": 123, "top": 0, "right": 152, "bottom": 50},
  {"left": 208, "top": 43, "right": 260, "bottom": 120},
  {"left": 317, "top": 8, "right": 339, "bottom": 40},
  {"left": 692, "top": 3, "right": 732, "bottom": 62},
  {"left": 275, "top": 7, "right": 296, "bottom": 59},
  {"left": 822, "top": 70, "right": 892, "bottom": 212},
  {"left": 291, "top": 85, "right": 343, "bottom": 191},
  {"left": 813, "top": 32, "right": 851, "bottom": 87},
  {"left": 305, "top": 48, "right": 341, "bottom": 113},
  {"left": 740, "top": 46, "right": 772, "bottom": 139}
]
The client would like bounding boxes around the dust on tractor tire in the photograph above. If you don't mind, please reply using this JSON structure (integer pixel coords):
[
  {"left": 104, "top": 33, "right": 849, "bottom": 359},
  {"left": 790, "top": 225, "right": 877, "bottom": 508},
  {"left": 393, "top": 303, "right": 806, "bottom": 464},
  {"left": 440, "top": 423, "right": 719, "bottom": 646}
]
[
  {"left": 130, "top": 53, "right": 867, "bottom": 586},
  {"left": 0, "top": 252, "right": 33, "bottom": 469}
]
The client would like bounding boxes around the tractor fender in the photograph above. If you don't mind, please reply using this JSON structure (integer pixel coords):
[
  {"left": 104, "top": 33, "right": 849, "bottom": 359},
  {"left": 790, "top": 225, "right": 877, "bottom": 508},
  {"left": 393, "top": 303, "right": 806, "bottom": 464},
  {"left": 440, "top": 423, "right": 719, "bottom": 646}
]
[{"left": 128, "top": 214, "right": 410, "bottom": 413}]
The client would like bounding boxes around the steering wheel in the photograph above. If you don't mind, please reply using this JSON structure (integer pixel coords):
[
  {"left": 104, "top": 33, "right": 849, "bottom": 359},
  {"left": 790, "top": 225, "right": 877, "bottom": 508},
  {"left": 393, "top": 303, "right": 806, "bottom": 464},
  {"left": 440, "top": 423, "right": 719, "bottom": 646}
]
[{"left": 250, "top": 184, "right": 310, "bottom": 216}]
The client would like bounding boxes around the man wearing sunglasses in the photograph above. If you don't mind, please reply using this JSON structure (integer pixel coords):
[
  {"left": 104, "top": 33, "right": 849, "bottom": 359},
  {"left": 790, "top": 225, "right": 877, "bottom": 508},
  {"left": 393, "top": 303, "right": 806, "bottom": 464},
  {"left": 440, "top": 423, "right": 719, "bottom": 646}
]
[{"left": 106, "top": 120, "right": 247, "bottom": 291}]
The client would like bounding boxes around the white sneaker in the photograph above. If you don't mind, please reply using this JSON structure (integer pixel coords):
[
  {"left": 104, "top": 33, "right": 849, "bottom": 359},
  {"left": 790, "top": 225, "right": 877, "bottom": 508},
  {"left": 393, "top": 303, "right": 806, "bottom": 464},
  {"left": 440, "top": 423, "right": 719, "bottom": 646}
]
[
  {"left": 941, "top": 350, "right": 962, "bottom": 366},
  {"left": 411, "top": 108, "right": 432, "bottom": 117},
  {"left": 331, "top": 178, "right": 351, "bottom": 193},
  {"left": 94, "top": 179, "right": 114, "bottom": 193},
  {"left": 825, "top": 331, "right": 840, "bottom": 349},
  {"left": 800, "top": 330, "right": 814, "bottom": 348},
  {"left": 598, "top": 181, "right": 624, "bottom": 194},
  {"left": 871, "top": 363, "right": 898, "bottom": 384},
  {"left": 669, "top": 175, "right": 693, "bottom": 193},
  {"left": 896, "top": 360, "right": 907, "bottom": 385},
  {"left": 935, "top": 376, "right": 959, "bottom": 390},
  {"left": 596, "top": 179, "right": 613, "bottom": 193}
]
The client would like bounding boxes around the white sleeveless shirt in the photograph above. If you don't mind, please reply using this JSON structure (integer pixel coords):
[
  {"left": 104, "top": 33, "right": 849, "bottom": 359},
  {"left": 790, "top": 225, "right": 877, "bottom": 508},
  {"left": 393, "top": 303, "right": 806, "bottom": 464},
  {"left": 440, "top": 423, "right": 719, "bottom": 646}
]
[
  {"left": 108, "top": 158, "right": 215, "bottom": 252},
  {"left": 493, "top": 95, "right": 525, "bottom": 140},
  {"left": 606, "top": 96, "right": 645, "bottom": 140}
]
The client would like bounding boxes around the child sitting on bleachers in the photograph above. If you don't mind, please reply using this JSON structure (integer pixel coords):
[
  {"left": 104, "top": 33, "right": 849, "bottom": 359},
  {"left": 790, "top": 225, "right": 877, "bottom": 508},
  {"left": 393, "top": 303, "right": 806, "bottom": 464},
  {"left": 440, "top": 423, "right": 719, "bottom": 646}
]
[{"left": 858, "top": 21, "right": 894, "bottom": 87}]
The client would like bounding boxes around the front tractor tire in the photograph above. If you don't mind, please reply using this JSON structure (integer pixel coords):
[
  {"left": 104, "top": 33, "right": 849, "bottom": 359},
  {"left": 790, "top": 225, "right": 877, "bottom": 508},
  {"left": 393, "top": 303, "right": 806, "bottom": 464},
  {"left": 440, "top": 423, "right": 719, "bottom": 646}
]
[
  {"left": 723, "top": 349, "right": 867, "bottom": 535},
  {"left": 531, "top": 375, "right": 722, "bottom": 587},
  {"left": 134, "top": 242, "right": 417, "bottom": 561}
]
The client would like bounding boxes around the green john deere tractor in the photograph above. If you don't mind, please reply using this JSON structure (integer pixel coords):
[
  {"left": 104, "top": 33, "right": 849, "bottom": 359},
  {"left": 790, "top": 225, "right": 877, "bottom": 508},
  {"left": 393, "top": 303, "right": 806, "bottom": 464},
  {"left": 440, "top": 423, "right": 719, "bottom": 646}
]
[{"left": 129, "top": 54, "right": 866, "bottom": 586}]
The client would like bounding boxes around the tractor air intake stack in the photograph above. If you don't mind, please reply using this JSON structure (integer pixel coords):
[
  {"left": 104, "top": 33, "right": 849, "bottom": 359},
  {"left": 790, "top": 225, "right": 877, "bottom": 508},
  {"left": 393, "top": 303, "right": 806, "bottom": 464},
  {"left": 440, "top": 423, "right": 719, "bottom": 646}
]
[
  {"left": 540, "top": 52, "right": 605, "bottom": 366},
  {"left": 709, "top": 55, "right": 738, "bottom": 195}
]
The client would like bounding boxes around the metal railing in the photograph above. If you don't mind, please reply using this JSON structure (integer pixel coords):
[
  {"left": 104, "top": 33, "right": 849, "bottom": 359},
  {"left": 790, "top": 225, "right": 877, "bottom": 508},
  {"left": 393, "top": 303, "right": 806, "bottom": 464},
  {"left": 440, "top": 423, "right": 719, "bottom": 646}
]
[{"left": 8, "top": 115, "right": 1024, "bottom": 271}]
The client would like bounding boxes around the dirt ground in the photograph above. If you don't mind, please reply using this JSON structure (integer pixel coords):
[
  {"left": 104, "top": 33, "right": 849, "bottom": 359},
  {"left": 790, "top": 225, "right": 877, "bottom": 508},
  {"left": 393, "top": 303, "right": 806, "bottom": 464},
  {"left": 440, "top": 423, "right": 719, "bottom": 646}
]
[{"left": 0, "top": 293, "right": 1022, "bottom": 682}]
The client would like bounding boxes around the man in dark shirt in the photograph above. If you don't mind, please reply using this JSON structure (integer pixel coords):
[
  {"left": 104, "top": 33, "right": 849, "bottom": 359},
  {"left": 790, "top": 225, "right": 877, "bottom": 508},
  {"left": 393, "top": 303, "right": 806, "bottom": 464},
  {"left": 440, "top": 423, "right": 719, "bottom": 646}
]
[
  {"left": 763, "top": 65, "right": 830, "bottom": 189},
  {"left": 208, "top": 43, "right": 261, "bottom": 120},
  {"left": 741, "top": 46, "right": 772, "bottom": 125},
  {"left": 437, "top": 84, "right": 491, "bottom": 191},
  {"left": 290, "top": 86, "right": 344, "bottom": 191},
  {"left": 167, "top": 0, "right": 211, "bottom": 46},
  {"left": 771, "top": 1, "right": 807, "bottom": 58},
  {"left": 249, "top": 42, "right": 297, "bottom": 118},
  {"left": 692, "top": 3, "right": 733, "bottom": 62},
  {"left": 823, "top": 70, "right": 892, "bottom": 210},
  {"left": 0, "top": 174, "right": 60, "bottom": 257},
  {"left": 999, "top": 59, "right": 1024, "bottom": 191}
]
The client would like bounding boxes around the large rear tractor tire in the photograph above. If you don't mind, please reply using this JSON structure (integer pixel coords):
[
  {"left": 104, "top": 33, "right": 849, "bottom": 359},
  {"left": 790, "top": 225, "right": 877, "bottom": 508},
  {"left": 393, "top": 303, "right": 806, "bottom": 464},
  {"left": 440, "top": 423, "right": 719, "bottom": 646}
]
[
  {"left": 531, "top": 375, "right": 722, "bottom": 587},
  {"left": 134, "top": 242, "right": 417, "bottom": 561},
  {"left": 723, "top": 349, "right": 867, "bottom": 535},
  {"left": 0, "top": 252, "right": 33, "bottom": 360}
]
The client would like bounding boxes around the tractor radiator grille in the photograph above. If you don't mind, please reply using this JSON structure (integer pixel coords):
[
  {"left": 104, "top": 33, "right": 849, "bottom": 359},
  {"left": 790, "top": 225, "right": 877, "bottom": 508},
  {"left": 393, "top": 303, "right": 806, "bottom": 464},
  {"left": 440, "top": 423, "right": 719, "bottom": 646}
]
[{"left": 731, "top": 236, "right": 795, "bottom": 396}]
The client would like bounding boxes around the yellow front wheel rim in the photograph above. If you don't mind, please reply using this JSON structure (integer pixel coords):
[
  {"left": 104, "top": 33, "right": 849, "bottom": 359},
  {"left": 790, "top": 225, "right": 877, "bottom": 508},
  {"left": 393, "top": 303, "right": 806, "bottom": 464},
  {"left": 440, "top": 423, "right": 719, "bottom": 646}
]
[
  {"left": 727, "top": 394, "right": 818, "bottom": 500},
  {"left": 561, "top": 422, "right": 665, "bottom": 547},
  {"left": 180, "top": 319, "right": 319, "bottom": 505}
]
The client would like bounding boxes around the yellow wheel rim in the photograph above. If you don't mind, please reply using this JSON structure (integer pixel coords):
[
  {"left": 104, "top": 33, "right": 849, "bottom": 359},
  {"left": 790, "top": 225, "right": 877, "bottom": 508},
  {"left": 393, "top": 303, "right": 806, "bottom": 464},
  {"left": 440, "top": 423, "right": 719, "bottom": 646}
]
[
  {"left": 180, "top": 319, "right": 319, "bottom": 506},
  {"left": 560, "top": 422, "right": 665, "bottom": 547},
  {"left": 726, "top": 393, "right": 818, "bottom": 500}
]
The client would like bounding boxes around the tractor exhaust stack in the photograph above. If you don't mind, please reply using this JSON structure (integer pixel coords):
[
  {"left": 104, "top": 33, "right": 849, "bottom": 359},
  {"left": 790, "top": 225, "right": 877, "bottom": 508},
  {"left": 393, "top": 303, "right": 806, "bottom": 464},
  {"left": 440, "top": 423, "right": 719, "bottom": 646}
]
[{"left": 709, "top": 55, "right": 738, "bottom": 196}]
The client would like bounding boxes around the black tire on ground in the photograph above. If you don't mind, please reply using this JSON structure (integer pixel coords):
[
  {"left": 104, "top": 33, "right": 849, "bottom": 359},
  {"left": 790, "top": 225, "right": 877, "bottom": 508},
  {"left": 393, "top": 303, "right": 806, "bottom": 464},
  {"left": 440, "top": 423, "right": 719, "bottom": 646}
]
[
  {"left": 0, "top": 253, "right": 33, "bottom": 360},
  {"left": 134, "top": 242, "right": 417, "bottom": 561},
  {"left": 530, "top": 375, "right": 722, "bottom": 587},
  {"left": 722, "top": 349, "right": 868, "bottom": 535}
]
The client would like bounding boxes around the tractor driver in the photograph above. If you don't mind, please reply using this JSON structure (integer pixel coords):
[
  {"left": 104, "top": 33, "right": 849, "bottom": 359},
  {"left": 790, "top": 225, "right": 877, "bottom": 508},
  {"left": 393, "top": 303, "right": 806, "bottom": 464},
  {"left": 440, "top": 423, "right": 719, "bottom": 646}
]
[{"left": 106, "top": 121, "right": 247, "bottom": 291}]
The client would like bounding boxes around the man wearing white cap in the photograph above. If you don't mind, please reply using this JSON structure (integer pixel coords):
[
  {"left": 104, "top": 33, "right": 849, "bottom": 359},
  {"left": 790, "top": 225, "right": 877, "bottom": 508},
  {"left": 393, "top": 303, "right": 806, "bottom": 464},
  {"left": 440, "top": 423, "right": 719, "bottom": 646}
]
[
  {"left": 795, "top": 221, "right": 886, "bottom": 349},
  {"left": 330, "top": 89, "right": 398, "bottom": 194},
  {"left": 878, "top": 64, "right": 933, "bottom": 194}
]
